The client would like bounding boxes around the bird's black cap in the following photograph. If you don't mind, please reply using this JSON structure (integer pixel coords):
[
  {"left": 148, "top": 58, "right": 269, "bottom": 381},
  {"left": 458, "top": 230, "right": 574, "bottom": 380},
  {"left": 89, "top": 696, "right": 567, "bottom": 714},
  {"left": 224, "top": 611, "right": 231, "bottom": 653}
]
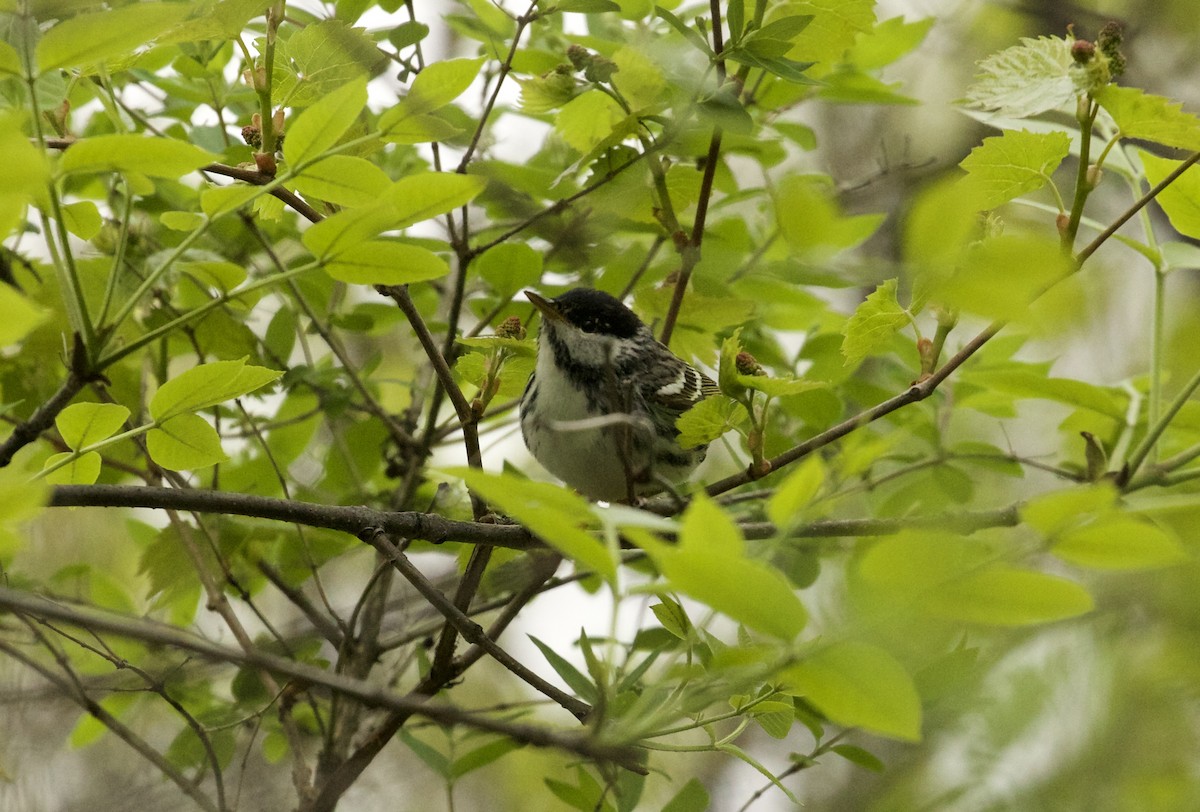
[{"left": 530, "top": 288, "right": 642, "bottom": 339}]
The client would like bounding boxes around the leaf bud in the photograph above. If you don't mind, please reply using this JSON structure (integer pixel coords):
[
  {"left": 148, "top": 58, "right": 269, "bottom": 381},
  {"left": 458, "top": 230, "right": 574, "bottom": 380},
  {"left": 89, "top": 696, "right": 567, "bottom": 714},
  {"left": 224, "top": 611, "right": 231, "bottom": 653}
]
[
  {"left": 1070, "top": 39, "right": 1095, "bottom": 64},
  {"left": 736, "top": 351, "right": 765, "bottom": 377},
  {"left": 495, "top": 315, "right": 526, "bottom": 340}
]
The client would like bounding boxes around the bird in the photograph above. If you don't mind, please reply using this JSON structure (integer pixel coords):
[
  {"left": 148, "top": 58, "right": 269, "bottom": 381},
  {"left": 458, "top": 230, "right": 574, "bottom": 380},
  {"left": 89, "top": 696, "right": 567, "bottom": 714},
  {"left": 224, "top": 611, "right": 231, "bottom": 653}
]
[{"left": 519, "top": 287, "right": 718, "bottom": 502}]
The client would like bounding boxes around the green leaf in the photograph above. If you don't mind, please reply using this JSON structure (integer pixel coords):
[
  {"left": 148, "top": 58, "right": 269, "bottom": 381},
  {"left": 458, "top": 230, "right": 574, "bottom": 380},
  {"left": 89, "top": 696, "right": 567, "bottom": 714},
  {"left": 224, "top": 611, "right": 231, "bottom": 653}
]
[
  {"left": 302, "top": 174, "right": 486, "bottom": 259},
  {"left": 60, "top": 136, "right": 217, "bottom": 180},
  {"left": 965, "top": 371, "right": 1124, "bottom": 419},
  {"left": 448, "top": 468, "right": 615, "bottom": 581},
  {"left": 938, "top": 234, "right": 1074, "bottom": 322},
  {"left": 160, "top": 211, "right": 205, "bottom": 231},
  {"left": 178, "top": 260, "right": 248, "bottom": 294},
  {"left": 1054, "top": 516, "right": 1188, "bottom": 570},
  {"left": 775, "top": 175, "right": 883, "bottom": 258},
  {"left": 964, "top": 36, "right": 1079, "bottom": 118},
  {"left": 517, "top": 73, "right": 578, "bottom": 114},
  {"left": 397, "top": 730, "right": 451, "bottom": 779},
  {"left": 675, "top": 396, "right": 745, "bottom": 449},
  {"left": 1141, "top": 151, "right": 1200, "bottom": 240},
  {"left": 629, "top": 497, "right": 807, "bottom": 640},
  {"left": 661, "top": 778, "right": 709, "bottom": 812},
  {"left": 767, "top": 456, "right": 824, "bottom": 528},
  {"left": 782, "top": 641, "right": 921, "bottom": 741},
  {"left": 958, "top": 130, "right": 1071, "bottom": 210},
  {"left": 780, "top": 0, "right": 874, "bottom": 66},
  {"left": 146, "top": 413, "right": 228, "bottom": 470},
  {"left": 283, "top": 76, "right": 368, "bottom": 166},
  {"left": 1021, "top": 485, "right": 1118, "bottom": 535},
  {"left": 650, "top": 597, "right": 691, "bottom": 640},
  {"left": 528, "top": 635, "right": 599, "bottom": 703},
  {"left": 291, "top": 156, "right": 391, "bottom": 207},
  {"left": 200, "top": 184, "right": 261, "bottom": 218},
  {"left": 654, "top": 7, "right": 714, "bottom": 56},
  {"left": 841, "top": 278, "right": 910, "bottom": 366},
  {"left": 926, "top": 568, "right": 1094, "bottom": 626},
  {"left": 736, "top": 374, "right": 825, "bottom": 398},
  {"left": 273, "top": 19, "right": 387, "bottom": 106},
  {"left": 1095, "top": 85, "right": 1200, "bottom": 151},
  {"left": 857, "top": 531, "right": 1093, "bottom": 626},
  {"left": 556, "top": 90, "right": 625, "bottom": 153},
  {"left": 0, "top": 40, "right": 21, "bottom": 76},
  {"left": 42, "top": 451, "right": 102, "bottom": 485},
  {"left": 60, "top": 200, "right": 102, "bottom": 240},
  {"left": 387, "top": 172, "right": 488, "bottom": 230},
  {"left": 55, "top": 403, "right": 130, "bottom": 451},
  {"left": 474, "top": 243, "right": 543, "bottom": 297},
  {"left": 36, "top": 3, "right": 192, "bottom": 72},
  {"left": 0, "top": 284, "right": 47, "bottom": 345},
  {"left": 324, "top": 241, "right": 449, "bottom": 285},
  {"left": 160, "top": 0, "right": 275, "bottom": 44},
  {"left": 149, "top": 359, "right": 281, "bottom": 421},
  {"left": 392, "top": 57, "right": 485, "bottom": 120},
  {"left": 556, "top": 0, "right": 620, "bottom": 11},
  {"left": 379, "top": 111, "right": 464, "bottom": 145},
  {"left": 831, "top": 743, "right": 885, "bottom": 772},
  {"left": 449, "top": 738, "right": 523, "bottom": 779}
]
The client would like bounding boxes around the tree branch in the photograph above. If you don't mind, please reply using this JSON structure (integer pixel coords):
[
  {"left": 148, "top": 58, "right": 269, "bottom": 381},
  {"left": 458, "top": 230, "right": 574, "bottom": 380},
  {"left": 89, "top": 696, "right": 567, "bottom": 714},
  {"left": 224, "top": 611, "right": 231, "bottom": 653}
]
[{"left": 0, "top": 587, "right": 643, "bottom": 769}]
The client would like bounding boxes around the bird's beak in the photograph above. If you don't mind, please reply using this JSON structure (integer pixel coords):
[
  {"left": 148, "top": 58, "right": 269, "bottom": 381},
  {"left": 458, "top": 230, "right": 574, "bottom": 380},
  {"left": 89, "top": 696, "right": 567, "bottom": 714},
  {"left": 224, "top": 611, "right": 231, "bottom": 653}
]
[{"left": 525, "top": 290, "right": 564, "bottom": 323}]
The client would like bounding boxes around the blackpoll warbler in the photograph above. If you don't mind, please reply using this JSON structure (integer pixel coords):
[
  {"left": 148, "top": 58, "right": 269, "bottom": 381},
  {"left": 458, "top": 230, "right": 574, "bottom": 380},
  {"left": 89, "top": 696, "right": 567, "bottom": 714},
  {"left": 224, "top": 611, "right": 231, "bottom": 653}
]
[{"left": 520, "top": 288, "right": 718, "bottom": 502}]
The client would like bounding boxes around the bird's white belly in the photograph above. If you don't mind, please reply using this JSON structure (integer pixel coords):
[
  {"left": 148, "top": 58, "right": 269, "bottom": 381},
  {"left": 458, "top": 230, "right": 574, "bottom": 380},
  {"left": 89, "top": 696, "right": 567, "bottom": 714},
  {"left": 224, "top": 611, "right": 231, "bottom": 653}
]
[{"left": 524, "top": 365, "right": 632, "bottom": 502}]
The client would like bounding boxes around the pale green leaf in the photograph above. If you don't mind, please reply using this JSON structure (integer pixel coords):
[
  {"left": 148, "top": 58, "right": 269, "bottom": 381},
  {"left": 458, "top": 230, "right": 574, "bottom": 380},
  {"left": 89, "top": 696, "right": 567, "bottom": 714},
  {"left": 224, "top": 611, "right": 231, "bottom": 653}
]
[
  {"left": 178, "top": 260, "right": 248, "bottom": 294},
  {"left": 767, "top": 456, "right": 824, "bottom": 528},
  {"left": 938, "top": 234, "right": 1074, "bottom": 321},
  {"left": 1095, "top": 85, "right": 1200, "bottom": 151},
  {"left": 60, "top": 201, "right": 101, "bottom": 239},
  {"left": 42, "top": 451, "right": 102, "bottom": 485},
  {"left": 273, "top": 19, "right": 386, "bottom": 106},
  {"left": 555, "top": 90, "right": 624, "bottom": 153},
  {"left": 650, "top": 597, "right": 691, "bottom": 640},
  {"left": 675, "top": 396, "right": 745, "bottom": 449},
  {"left": 386, "top": 172, "right": 487, "bottom": 230},
  {"left": 474, "top": 243, "right": 543, "bottom": 297},
  {"left": 149, "top": 359, "right": 281, "bottom": 421},
  {"left": 841, "top": 278, "right": 909, "bottom": 366},
  {"left": 160, "top": 0, "right": 274, "bottom": 44},
  {"left": 775, "top": 175, "right": 883, "bottom": 258},
  {"left": 36, "top": 3, "right": 192, "bottom": 72},
  {"left": 283, "top": 76, "right": 368, "bottom": 166},
  {"left": 958, "top": 130, "right": 1071, "bottom": 210},
  {"left": 528, "top": 635, "right": 598, "bottom": 703},
  {"left": 200, "top": 184, "right": 260, "bottom": 218},
  {"left": 782, "top": 641, "right": 921, "bottom": 741},
  {"left": 926, "top": 568, "right": 1094, "bottom": 625},
  {"left": 449, "top": 738, "right": 523, "bottom": 780},
  {"left": 291, "top": 155, "right": 391, "bottom": 207},
  {"left": 160, "top": 211, "right": 205, "bottom": 231},
  {"left": 55, "top": 403, "right": 130, "bottom": 451},
  {"left": 1021, "top": 485, "right": 1118, "bottom": 535},
  {"left": 831, "top": 743, "right": 886, "bottom": 772},
  {"left": 662, "top": 778, "right": 709, "bottom": 812},
  {"left": 631, "top": 497, "right": 808, "bottom": 640},
  {"left": 0, "top": 283, "right": 46, "bottom": 345},
  {"left": 737, "top": 374, "right": 826, "bottom": 397},
  {"left": 448, "top": 468, "right": 615, "bottom": 581},
  {"left": 399, "top": 57, "right": 484, "bottom": 118},
  {"left": 0, "top": 40, "right": 20, "bottom": 76},
  {"left": 612, "top": 46, "right": 664, "bottom": 111},
  {"left": 60, "top": 136, "right": 217, "bottom": 180},
  {"left": 1054, "top": 516, "right": 1188, "bottom": 570},
  {"left": 146, "top": 414, "right": 228, "bottom": 470},
  {"left": 781, "top": 0, "right": 875, "bottom": 67},
  {"left": 324, "top": 241, "right": 449, "bottom": 285},
  {"left": 379, "top": 111, "right": 464, "bottom": 145},
  {"left": 1141, "top": 151, "right": 1200, "bottom": 240},
  {"left": 964, "top": 36, "right": 1079, "bottom": 118}
]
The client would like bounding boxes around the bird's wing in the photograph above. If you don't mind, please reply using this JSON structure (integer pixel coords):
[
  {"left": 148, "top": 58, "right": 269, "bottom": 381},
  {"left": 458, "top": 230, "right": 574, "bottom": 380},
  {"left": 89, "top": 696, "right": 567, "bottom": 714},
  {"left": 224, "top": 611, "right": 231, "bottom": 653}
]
[{"left": 643, "top": 352, "right": 716, "bottom": 415}]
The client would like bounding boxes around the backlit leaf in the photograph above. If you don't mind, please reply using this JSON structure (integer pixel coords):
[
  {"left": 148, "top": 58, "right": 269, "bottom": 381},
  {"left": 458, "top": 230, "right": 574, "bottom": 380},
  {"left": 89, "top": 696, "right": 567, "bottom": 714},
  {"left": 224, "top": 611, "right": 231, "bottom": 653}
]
[
  {"left": 323, "top": 241, "right": 449, "bottom": 285},
  {"left": 150, "top": 359, "right": 281, "bottom": 421},
  {"left": 36, "top": 3, "right": 191, "bottom": 72},
  {"left": 146, "top": 413, "right": 228, "bottom": 470},
  {"left": 841, "top": 278, "right": 910, "bottom": 366},
  {"left": 55, "top": 403, "right": 130, "bottom": 451},
  {"left": 958, "top": 130, "right": 1071, "bottom": 210},
  {"left": 60, "top": 136, "right": 217, "bottom": 180},
  {"left": 283, "top": 76, "right": 368, "bottom": 166},
  {"left": 782, "top": 641, "right": 921, "bottom": 741}
]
